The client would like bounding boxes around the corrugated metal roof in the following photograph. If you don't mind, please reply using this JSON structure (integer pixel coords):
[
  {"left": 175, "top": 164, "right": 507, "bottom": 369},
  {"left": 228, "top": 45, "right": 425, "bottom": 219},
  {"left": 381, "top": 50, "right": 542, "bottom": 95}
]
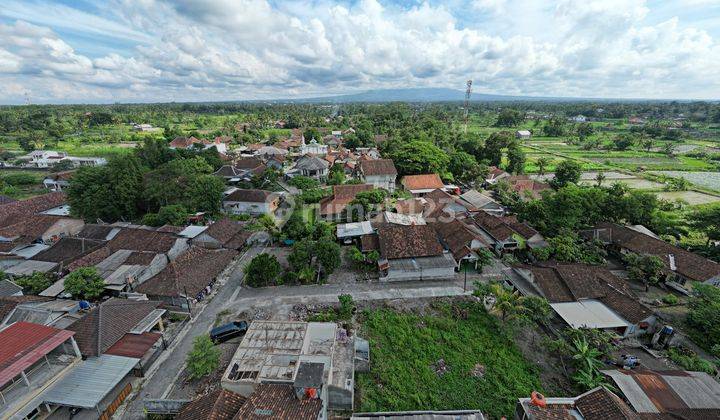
[
  {"left": 43, "top": 354, "right": 138, "bottom": 408},
  {"left": 105, "top": 332, "right": 161, "bottom": 358},
  {"left": 551, "top": 300, "right": 630, "bottom": 329},
  {"left": 0, "top": 321, "right": 75, "bottom": 388}
]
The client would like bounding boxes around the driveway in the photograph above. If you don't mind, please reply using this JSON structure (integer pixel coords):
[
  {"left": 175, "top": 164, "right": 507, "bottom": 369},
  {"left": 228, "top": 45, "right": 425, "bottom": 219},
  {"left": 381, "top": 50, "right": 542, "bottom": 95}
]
[{"left": 119, "top": 245, "right": 265, "bottom": 419}]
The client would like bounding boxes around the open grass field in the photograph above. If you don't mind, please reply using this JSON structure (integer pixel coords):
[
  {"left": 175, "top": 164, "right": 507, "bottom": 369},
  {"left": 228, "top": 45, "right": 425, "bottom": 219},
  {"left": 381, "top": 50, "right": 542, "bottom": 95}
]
[{"left": 355, "top": 301, "right": 542, "bottom": 418}]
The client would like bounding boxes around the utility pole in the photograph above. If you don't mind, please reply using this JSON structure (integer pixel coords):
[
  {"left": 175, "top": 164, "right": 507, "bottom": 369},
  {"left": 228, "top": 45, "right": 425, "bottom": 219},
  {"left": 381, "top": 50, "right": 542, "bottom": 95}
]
[{"left": 463, "top": 80, "right": 473, "bottom": 134}]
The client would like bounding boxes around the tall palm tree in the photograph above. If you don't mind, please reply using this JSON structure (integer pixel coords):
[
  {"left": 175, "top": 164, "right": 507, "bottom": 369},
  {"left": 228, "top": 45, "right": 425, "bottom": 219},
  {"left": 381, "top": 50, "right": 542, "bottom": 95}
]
[{"left": 536, "top": 157, "right": 550, "bottom": 176}]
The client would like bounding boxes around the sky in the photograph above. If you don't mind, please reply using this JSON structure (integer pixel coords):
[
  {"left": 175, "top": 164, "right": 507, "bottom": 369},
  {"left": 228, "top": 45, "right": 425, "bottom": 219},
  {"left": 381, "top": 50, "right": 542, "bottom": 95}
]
[{"left": 1, "top": 0, "right": 720, "bottom": 104}]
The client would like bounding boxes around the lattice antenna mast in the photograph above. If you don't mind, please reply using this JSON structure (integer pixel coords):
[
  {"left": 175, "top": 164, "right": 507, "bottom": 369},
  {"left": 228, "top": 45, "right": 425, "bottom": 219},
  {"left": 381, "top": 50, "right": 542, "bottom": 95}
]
[{"left": 463, "top": 80, "right": 472, "bottom": 133}]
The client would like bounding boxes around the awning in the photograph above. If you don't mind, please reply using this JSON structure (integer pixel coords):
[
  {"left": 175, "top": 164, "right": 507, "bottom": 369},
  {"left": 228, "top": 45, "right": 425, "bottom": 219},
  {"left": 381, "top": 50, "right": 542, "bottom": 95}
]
[
  {"left": 105, "top": 332, "right": 162, "bottom": 359},
  {"left": 43, "top": 354, "right": 138, "bottom": 409}
]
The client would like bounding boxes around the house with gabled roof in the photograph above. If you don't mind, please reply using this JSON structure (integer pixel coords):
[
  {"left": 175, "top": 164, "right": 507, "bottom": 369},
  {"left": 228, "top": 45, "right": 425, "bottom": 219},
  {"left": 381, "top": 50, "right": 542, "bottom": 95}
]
[
  {"left": 357, "top": 159, "right": 397, "bottom": 192},
  {"left": 470, "top": 211, "right": 546, "bottom": 254},
  {"left": 583, "top": 222, "right": 720, "bottom": 294},
  {"left": 515, "top": 386, "right": 639, "bottom": 420},
  {"left": 318, "top": 184, "right": 373, "bottom": 222},
  {"left": 512, "top": 262, "right": 655, "bottom": 337},
  {"left": 289, "top": 155, "right": 330, "bottom": 181},
  {"left": 193, "top": 218, "right": 252, "bottom": 250},
  {"left": 373, "top": 224, "right": 456, "bottom": 281},
  {"left": 136, "top": 246, "right": 238, "bottom": 309},
  {"left": 223, "top": 189, "right": 282, "bottom": 217},
  {"left": 175, "top": 388, "right": 247, "bottom": 420},
  {"left": 400, "top": 174, "right": 446, "bottom": 196}
]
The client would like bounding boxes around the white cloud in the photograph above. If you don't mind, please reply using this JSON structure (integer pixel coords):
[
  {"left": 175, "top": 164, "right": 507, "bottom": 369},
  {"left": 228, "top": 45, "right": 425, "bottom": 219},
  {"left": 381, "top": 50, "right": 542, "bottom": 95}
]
[{"left": 0, "top": 0, "right": 718, "bottom": 103}]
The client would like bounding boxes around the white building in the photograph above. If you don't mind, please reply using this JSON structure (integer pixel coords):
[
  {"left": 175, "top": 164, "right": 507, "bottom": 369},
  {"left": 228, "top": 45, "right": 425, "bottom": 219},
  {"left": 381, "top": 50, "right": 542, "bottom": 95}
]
[
  {"left": 300, "top": 138, "right": 329, "bottom": 156},
  {"left": 357, "top": 159, "right": 397, "bottom": 192}
]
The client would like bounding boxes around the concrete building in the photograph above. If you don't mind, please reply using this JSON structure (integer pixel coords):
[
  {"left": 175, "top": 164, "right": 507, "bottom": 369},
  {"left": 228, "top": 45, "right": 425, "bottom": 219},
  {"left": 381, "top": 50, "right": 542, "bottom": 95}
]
[
  {"left": 221, "top": 320, "right": 368, "bottom": 417},
  {"left": 516, "top": 130, "right": 531, "bottom": 140}
]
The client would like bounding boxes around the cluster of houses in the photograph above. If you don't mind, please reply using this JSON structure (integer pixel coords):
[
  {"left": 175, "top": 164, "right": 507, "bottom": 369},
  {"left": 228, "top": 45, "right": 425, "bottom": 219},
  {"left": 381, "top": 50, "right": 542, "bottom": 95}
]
[
  {"left": 1, "top": 150, "right": 106, "bottom": 169},
  {"left": 5, "top": 125, "right": 720, "bottom": 420}
]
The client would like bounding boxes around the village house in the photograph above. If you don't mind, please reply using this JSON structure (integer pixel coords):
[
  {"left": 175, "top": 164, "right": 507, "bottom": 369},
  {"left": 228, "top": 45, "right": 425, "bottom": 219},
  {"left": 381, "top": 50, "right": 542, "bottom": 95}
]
[
  {"left": 221, "top": 320, "right": 367, "bottom": 416},
  {"left": 571, "top": 115, "right": 587, "bottom": 122},
  {"left": 169, "top": 136, "right": 228, "bottom": 153},
  {"left": 301, "top": 138, "right": 329, "bottom": 156},
  {"left": 400, "top": 174, "right": 446, "bottom": 197},
  {"left": 290, "top": 154, "right": 330, "bottom": 181},
  {"left": 257, "top": 145, "right": 290, "bottom": 157},
  {"left": 136, "top": 246, "right": 237, "bottom": 308},
  {"left": 0, "top": 322, "right": 82, "bottom": 419},
  {"left": 507, "top": 175, "right": 551, "bottom": 200},
  {"left": 15, "top": 150, "right": 106, "bottom": 169},
  {"left": 515, "top": 130, "right": 531, "bottom": 140},
  {"left": 470, "top": 211, "right": 547, "bottom": 254},
  {"left": 372, "top": 224, "right": 457, "bottom": 282},
  {"left": 43, "top": 170, "right": 74, "bottom": 191},
  {"left": 174, "top": 389, "right": 247, "bottom": 420},
  {"left": 357, "top": 159, "right": 397, "bottom": 192},
  {"left": 318, "top": 184, "right": 373, "bottom": 222},
  {"left": 223, "top": 188, "right": 281, "bottom": 217},
  {"left": 0, "top": 279, "right": 22, "bottom": 297},
  {"left": 601, "top": 368, "right": 720, "bottom": 416},
  {"left": 336, "top": 221, "right": 375, "bottom": 244},
  {"left": 485, "top": 166, "right": 511, "bottom": 185},
  {"left": 459, "top": 189, "right": 505, "bottom": 216},
  {"left": 582, "top": 222, "right": 720, "bottom": 293},
  {"left": 192, "top": 218, "right": 252, "bottom": 250},
  {"left": 512, "top": 262, "right": 655, "bottom": 337},
  {"left": 515, "top": 386, "right": 638, "bottom": 420},
  {"left": 430, "top": 219, "right": 489, "bottom": 267},
  {"left": 0, "top": 298, "right": 83, "bottom": 329}
]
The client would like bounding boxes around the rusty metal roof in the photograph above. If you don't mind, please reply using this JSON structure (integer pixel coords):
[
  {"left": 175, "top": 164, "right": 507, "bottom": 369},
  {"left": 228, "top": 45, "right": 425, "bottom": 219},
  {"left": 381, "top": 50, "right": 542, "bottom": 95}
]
[
  {"left": 0, "top": 321, "right": 75, "bottom": 388},
  {"left": 105, "top": 332, "right": 162, "bottom": 359}
]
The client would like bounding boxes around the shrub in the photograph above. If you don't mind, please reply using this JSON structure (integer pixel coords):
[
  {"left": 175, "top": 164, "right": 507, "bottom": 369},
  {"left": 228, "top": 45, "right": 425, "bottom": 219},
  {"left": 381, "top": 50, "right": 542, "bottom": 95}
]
[
  {"left": 186, "top": 335, "right": 221, "bottom": 379},
  {"left": 63, "top": 267, "right": 105, "bottom": 299},
  {"left": 244, "top": 254, "right": 282, "bottom": 287},
  {"left": 662, "top": 294, "right": 679, "bottom": 305},
  {"left": 14, "top": 272, "right": 53, "bottom": 294},
  {"left": 667, "top": 347, "right": 715, "bottom": 374},
  {"left": 3, "top": 172, "right": 38, "bottom": 186}
]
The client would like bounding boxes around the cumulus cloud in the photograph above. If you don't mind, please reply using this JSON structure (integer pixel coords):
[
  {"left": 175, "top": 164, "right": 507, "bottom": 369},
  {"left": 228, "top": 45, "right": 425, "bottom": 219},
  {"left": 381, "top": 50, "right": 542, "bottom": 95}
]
[{"left": 0, "top": 0, "right": 718, "bottom": 103}]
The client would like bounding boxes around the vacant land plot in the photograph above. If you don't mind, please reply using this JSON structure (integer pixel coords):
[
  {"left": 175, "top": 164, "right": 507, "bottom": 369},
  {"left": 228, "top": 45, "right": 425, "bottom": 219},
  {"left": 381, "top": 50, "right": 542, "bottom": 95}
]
[
  {"left": 355, "top": 301, "right": 542, "bottom": 418},
  {"left": 656, "top": 191, "right": 720, "bottom": 205},
  {"left": 652, "top": 171, "right": 720, "bottom": 192}
]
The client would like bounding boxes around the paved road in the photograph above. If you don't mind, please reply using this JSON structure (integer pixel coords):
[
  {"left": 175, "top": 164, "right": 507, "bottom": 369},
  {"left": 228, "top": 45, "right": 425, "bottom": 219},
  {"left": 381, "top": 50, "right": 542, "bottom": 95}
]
[{"left": 119, "top": 245, "right": 264, "bottom": 419}]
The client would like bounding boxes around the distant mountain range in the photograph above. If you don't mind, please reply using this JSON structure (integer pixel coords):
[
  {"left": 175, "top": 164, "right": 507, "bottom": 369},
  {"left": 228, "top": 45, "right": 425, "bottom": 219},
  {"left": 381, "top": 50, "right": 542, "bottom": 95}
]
[{"left": 280, "top": 87, "right": 606, "bottom": 103}]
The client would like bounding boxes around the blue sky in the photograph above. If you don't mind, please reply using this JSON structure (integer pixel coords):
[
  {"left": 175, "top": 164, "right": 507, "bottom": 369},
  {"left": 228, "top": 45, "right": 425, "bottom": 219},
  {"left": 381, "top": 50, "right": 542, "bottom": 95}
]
[{"left": 0, "top": 0, "right": 719, "bottom": 104}]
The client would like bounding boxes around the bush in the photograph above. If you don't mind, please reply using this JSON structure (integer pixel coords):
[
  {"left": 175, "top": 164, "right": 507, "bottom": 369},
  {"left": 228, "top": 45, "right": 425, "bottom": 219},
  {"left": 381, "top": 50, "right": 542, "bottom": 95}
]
[
  {"left": 686, "top": 283, "right": 720, "bottom": 351},
  {"left": 14, "top": 272, "right": 53, "bottom": 294},
  {"left": 667, "top": 347, "right": 715, "bottom": 374},
  {"left": 186, "top": 335, "right": 221, "bottom": 379},
  {"left": 244, "top": 254, "right": 282, "bottom": 287},
  {"left": 63, "top": 267, "right": 105, "bottom": 299},
  {"left": 3, "top": 172, "right": 38, "bottom": 186},
  {"left": 662, "top": 294, "right": 679, "bottom": 305},
  {"left": 288, "top": 176, "right": 320, "bottom": 190}
]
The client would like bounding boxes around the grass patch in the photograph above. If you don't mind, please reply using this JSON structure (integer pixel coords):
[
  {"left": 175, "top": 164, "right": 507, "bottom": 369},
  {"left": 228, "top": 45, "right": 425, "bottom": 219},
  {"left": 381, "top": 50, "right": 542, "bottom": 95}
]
[{"left": 356, "top": 302, "right": 542, "bottom": 418}]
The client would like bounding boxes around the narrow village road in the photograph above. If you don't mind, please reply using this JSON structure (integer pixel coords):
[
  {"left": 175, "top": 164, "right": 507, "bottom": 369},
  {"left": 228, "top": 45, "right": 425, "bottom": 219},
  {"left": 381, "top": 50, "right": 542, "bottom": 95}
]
[
  {"left": 119, "top": 248, "right": 505, "bottom": 419},
  {"left": 119, "top": 245, "right": 264, "bottom": 419}
]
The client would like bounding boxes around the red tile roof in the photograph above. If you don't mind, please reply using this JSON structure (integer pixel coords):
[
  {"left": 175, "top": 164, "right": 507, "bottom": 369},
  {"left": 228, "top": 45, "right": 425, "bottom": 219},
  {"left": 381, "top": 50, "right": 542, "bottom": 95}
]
[
  {"left": 401, "top": 174, "right": 444, "bottom": 191},
  {"left": 233, "top": 383, "right": 321, "bottom": 420},
  {"left": 201, "top": 218, "right": 251, "bottom": 249},
  {"left": 0, "top": 192, "right": 66, "bottom": 228},
  {"left": 67, "top": 298, "right": 161, "bottom": 357},
  {"left": 177, "top": 389, "right": 247, "bottom": 420},
  {"left": 224, "top": 189, "right": 278, "bottom": 203},
  {"left": 0, "top": 321, "right": 75, "bottom": 388},
  {"left": 575, "top": 386, "right": 639, "bottom": 419},
  {"left": 377, "top": 224, "right": 444, "bottom": 260},
  {"left": 136, "top": 247, "right": 238, "bottom": 298},
  {"left": 170, "top": 136, "right": 202, "bottom": 149},
  {"left": 359, "top": 159, "right": 397, "bottom": 176},
  {"left": 318, "top": 184, "right": 373, "bottom": 216},
  {"left": 105, "top": 332, "right": 162, "bottom": 359},
  {"left": 107, "top": 228, "right": 179, "bottom": 253}
]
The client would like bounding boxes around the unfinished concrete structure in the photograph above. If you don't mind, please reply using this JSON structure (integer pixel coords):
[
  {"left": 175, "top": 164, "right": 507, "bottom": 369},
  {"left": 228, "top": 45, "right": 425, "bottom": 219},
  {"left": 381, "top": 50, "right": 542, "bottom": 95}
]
[{"left": 221, "top": 321, "right": 368, "bottom": 417}]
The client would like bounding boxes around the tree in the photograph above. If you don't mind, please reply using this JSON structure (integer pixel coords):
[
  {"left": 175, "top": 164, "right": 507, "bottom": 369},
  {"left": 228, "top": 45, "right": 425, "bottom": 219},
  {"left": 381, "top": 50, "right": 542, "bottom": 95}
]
[
  {"left": 244, "top": 254, "right": 282, "bottom": 287},
  {"left": 288, "top": 240, "right": 314, "bottom": 271},
  {"left": 550, "top": 160, "right": 582, "bottom": 189},
  {"left": 328, "top": 163, "right": 346, "bottom": 185},
  {"left": 595, "top": 171, "right": 606, "bottom": 187},
  {"left": 14, "top": 272, "right": 53, "bottom": 294},
  {"left": 186, "top": 335, "right": 221, "bottom": 379},
  {"left": 449, "top": 151, "right": 485, "bottom": 185},
  {"left": 690, "top": 204, "right": 720, "bottom": 245},
  {"left": 68, "top": 155, "right": 146, "bottom": 222},
  {"left": 624, "top": 253, "right": 665, "bottom": 291},
  {"left": 136, "top": 137, "right": 176, "bottom": 167},
  {"left": 390, "top": 141, "right": 450, "bottom": 176},
  {"left": 63, "top": 267, "right": 105, "bottom": 300},
  {"left": 536, "top": 157, "right": 551, "bottom": 176},
  {"left": 612, "top": 134, "right": 634, "bottom": 151},
  {"left": 482, "top": 132, "right": 511, "bottom": 166},
  {"left": 687, "top": 284, "right": 720, "bottom": 352},
  {"left": 143, "top": 204, "right": 189, "bottom": 226},
  {"left": 576, "top": 122, "right": 594, "bottom": 140},
  {"left": 543, "top": 117, "right": 565, "bottom": 136},
  {"left": 506, "top": 141, "right": 526, "bottom": 174},
  {"left": 144, "top": 157, "right": 223, "bottom": 212},
  {"left": 315, "top": 241, "right": 341, "bottom": 275},
  {"left": 288, "top": 176, "right": 320, "bottom": 190},
  {"left": 350, "top": 189, "right": 387, "bottom": 219},
  {"left": 495, "top": 109, "right": 524, "bottom": 127}
]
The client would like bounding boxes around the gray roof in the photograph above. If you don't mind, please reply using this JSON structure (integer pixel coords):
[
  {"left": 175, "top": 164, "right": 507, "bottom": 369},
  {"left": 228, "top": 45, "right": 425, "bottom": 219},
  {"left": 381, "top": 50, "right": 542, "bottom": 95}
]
[
  {"left": 43, "top": 354, "right": 138, "bottom": 408},
  {"left": 295, "top": 155, "right": 329, "bottom": 171},
  {"left": 459, "top": 189, "right": 501, "bottom": 210},
  {"left": 294, "top": 362, "right": 324, "bottom": 388},
  {"left": 0, "top": 279, "right": 22, "bottom": 297}
]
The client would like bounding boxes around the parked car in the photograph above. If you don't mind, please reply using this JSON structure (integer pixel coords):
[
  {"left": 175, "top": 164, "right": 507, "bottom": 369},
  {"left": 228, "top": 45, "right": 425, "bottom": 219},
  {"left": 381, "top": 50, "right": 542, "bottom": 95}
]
[{"left": 210, "top": 321, "right": 248, "bottom": 344}]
